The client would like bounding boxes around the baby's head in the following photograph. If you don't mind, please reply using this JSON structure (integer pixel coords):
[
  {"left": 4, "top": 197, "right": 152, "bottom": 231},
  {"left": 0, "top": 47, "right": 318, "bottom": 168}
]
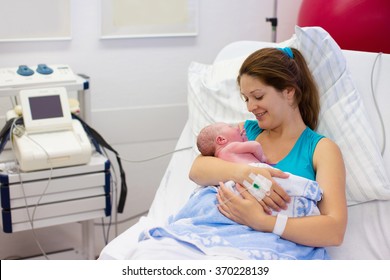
[{"left": 197, "top": 122, "right": 245, "bottom": 156}]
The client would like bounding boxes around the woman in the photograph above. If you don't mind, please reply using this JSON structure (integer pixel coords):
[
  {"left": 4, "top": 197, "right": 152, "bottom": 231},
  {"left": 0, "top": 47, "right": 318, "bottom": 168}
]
[{"left": 189, "top": 47, "right": 347, "bottom": 247}]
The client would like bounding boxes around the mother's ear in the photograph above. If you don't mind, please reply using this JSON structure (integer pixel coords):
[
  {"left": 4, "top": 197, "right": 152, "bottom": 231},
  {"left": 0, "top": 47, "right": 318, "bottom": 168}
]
[{"left": 284, "top": 87, "right": 296, "bottom": 105}]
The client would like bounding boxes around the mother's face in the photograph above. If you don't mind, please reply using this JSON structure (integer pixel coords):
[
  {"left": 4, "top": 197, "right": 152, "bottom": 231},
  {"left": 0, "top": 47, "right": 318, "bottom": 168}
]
[{"left": 239, "top": 74, "right": 293, "bottom": 129}]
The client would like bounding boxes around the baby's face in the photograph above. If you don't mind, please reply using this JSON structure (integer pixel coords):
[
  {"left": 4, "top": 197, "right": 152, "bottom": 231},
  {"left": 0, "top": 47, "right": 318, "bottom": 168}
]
[{"left": 219, "top": 123, "right": 247, "bottom": 142}]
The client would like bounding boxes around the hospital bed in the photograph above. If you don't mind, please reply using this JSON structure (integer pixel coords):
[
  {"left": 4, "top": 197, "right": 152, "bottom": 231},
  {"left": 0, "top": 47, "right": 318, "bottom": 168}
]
[{"left": 99, "top": 26, "right": 390, "bottom": 260}]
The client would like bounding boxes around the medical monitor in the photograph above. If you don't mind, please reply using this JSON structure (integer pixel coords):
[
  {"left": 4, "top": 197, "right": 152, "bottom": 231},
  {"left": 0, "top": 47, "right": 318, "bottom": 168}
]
[{"left": 19, "top": 87, "right": 72, "bottom": 134}]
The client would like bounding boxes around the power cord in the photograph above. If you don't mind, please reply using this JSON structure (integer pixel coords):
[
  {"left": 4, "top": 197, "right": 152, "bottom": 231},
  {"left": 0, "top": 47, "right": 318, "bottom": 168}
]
[
  {"left": 118, "top": 146, "right": 193, "bottom": 163},
  {"left": 370, "top": 52, "right": 386, "bottom": 155},
  {"left": 99, "top": 147, "right": 117, "bottom": 244},
  {"left": 10, "top": 118, "right": 52, "bottom": 260},
  {"left": 94, "top": 145, "right": 193, "bottom": 228}
]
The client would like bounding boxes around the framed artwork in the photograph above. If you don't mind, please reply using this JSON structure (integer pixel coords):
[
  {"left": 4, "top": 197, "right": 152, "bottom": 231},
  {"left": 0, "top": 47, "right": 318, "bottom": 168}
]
[
  {"left": 101, "top": 0, "right": 198, "bottom": 39},
  {"left": 0, "top": 0, "right": 71, "bottom": 42}
]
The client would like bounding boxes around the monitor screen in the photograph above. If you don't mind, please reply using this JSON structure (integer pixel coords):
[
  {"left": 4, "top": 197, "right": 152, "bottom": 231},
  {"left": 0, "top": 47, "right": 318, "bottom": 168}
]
[
  {"left": 29, "top": 95, "right": 64, "bottom": 120},
  {"left": 20, "top": 87, "right": 72, "bottom": 133}
]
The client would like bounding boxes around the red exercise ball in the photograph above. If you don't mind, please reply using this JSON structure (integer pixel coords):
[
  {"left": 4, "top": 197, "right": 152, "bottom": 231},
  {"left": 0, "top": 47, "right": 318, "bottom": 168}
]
[{"left": 298, "top": 0, "right": 390, "bottom": 54}]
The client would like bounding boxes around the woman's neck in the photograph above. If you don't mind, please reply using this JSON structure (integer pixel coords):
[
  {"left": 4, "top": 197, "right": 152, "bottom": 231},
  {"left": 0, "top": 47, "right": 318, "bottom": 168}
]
[{"left": 266, "top": 112, "right": 307, "bottom": 140}]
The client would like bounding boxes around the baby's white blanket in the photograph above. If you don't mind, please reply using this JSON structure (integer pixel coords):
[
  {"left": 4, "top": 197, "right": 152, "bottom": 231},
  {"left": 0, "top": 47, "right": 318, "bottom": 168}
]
[{"left": 229, "top": 170, "right": 323, "bottom": 217}]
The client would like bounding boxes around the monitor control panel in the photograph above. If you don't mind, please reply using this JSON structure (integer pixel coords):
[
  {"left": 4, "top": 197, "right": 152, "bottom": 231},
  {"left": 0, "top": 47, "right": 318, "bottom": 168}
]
[{"left": 0, "top": 64, "right": 77, "bottom": 89}]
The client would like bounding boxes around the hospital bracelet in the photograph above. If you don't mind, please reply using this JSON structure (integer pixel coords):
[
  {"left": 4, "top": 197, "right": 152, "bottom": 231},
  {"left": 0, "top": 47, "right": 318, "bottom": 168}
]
[{"left": 272, "top": 214, "right": 288, "bottom": 236}]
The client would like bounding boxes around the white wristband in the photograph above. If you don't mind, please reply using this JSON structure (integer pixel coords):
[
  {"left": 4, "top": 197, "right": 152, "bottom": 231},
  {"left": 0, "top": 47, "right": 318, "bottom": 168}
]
[{"left": 273, "top": 214, "right": 288, "bottom": 236}]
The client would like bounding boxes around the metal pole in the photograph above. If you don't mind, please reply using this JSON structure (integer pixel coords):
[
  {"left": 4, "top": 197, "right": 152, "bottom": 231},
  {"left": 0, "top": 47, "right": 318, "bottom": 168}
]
[{"left": 266, "top": 0, "right": 278, "bottom": 42}]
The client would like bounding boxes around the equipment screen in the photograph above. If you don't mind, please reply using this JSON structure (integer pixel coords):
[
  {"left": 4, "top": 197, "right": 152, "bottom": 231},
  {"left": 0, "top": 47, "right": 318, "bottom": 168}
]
[
  {"left": 29, "top": 95, "right": 64, "bottom": 120},
  {"left": 20, "top": 87, "right": 72, "bottom": 134}
]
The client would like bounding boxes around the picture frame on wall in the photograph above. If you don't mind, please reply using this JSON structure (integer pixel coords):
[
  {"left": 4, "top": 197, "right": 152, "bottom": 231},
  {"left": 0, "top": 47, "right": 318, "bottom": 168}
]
[
  {"left": 0, "top": 0, "right": 71, "bottom": 42},
  {"left": 101, "top": 0, "right": 198, "bottom": 39}
]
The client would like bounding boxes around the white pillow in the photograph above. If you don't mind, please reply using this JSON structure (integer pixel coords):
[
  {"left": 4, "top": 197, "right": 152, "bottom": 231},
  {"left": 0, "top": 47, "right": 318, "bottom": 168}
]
[
  {"left": 187, "top": 26, "right": 390, "bottom": 205},
  {"left": 187, "top": 58, "right": 253, "bottom": 138},
  {"left": 295, "top": 26, "right": 390, "bottom": 205}
]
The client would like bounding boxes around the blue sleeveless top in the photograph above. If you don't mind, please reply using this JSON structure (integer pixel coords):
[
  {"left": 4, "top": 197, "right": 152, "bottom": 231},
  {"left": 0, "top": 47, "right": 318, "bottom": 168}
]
[{"left": 244, "top": 120, "right": 324, "bottom": 181}]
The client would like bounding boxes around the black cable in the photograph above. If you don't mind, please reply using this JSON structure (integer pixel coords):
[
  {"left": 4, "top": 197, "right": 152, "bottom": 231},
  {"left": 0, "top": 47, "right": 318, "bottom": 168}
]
[{"left": 71, "top": 114, "right": 127, "bottom": 213}]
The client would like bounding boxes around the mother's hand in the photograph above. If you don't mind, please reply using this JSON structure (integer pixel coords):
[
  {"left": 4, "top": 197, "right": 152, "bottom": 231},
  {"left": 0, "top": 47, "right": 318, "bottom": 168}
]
[
  {"left": 241, "top": 166, "right": 291, "bottom": 213},
  {"left": 217, "top": 182, "right": 267, "bottom": 229},
  {"left": 263, "top": 168, "right": 291, "bottom": 212}
]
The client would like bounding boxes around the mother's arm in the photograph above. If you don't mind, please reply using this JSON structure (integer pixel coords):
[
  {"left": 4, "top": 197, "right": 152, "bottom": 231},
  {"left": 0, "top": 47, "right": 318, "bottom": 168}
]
[
  {"left": 189, "top": 155, "right": 247, "bottom": 186},
  {"left": 189, "top": 155, "right": 290, "bottom": 211},
  {"left": 281, "top": 138, "right": 347, "bottom": 246},
  {"left": 217, "top": 138, "right": 347, "bottom": 247}
]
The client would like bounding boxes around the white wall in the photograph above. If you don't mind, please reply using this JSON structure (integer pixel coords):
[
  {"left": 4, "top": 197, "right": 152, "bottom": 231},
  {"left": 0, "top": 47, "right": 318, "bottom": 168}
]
[{"left": 0, "top": 0, "right": 302, "bottom": 259}]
